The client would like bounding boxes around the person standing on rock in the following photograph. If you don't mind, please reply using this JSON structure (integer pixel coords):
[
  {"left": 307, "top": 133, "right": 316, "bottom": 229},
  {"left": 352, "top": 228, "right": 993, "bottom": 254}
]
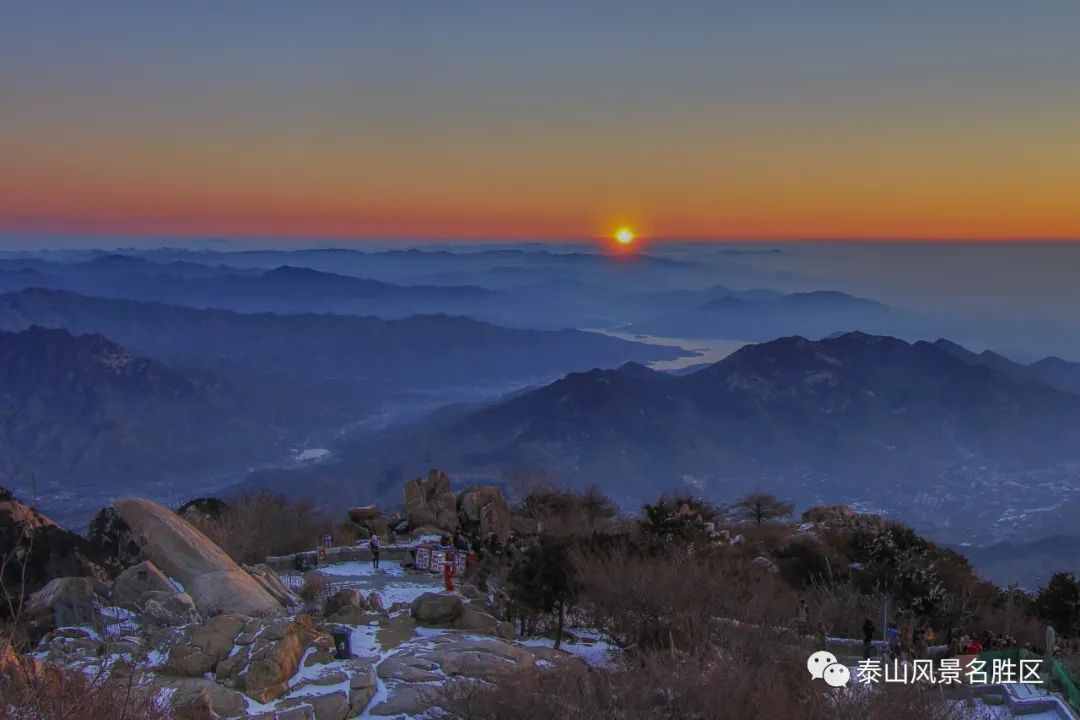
[{"left": 370, "top": 533, "right": 381, "bottom": 570}]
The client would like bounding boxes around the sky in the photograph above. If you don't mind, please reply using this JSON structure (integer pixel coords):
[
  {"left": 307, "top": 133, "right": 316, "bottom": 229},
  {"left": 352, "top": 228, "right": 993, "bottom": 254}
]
[{"left": 3, "top": 1, "right": 1080, "bottom": 244}]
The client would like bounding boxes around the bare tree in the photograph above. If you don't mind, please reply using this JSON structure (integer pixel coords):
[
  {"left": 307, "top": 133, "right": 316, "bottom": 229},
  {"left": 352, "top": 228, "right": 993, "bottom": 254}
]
[{"left": 731, "top": 492, "right": 794, "bottom": 526}]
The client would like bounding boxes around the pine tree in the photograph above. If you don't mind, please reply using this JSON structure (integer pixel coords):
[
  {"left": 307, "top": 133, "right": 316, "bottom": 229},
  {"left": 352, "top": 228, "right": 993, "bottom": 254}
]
[{"left": 508, "top": 537, "right": 579, "bottom": 649}]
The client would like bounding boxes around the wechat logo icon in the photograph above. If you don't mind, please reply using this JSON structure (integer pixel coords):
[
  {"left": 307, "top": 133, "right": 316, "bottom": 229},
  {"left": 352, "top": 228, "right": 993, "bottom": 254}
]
[{"left": 807, "top": 650, "right": 850, "bottom": 688}]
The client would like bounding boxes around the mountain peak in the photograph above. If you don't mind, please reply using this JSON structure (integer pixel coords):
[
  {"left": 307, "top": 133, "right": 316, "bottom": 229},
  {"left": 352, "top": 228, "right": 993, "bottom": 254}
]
[{"left": 617, "top": 361, "right": 666, "bottom": 380}]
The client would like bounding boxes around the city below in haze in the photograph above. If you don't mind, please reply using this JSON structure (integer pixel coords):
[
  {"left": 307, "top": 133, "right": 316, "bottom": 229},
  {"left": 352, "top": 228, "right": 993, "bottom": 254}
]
[{"left": 4, "top": 3, "right": 1080, "bottom": 719}]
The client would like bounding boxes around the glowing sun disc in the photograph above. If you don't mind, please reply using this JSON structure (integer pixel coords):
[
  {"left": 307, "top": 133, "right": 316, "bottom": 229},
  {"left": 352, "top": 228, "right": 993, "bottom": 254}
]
[{"left": 614, "top": 227, "right": 635, "bottom": 245}]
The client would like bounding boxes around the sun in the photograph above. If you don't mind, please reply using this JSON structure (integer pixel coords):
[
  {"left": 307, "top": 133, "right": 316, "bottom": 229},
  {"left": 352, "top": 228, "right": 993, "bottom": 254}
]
[{"left": 614, "top": 227, "right": 635, "bottom": 246}]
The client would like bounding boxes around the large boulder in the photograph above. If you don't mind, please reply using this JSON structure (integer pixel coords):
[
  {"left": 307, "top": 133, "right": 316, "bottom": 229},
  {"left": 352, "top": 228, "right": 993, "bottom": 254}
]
[
  {"left": 245, "top": 563, "right": 300, "bottom": 608},
  {"left": 113, "top": 498, "right": 281, "bottom": 616},
  {"left": 168, "top": 678, "right": 248, "bottom": 720},
  {"left": 164, "top": 613, "right": 246, "bottom": 677},
  {"left": 111, "top": 560, "right": 176, "bottom": 606},
  {"left": 458, "top": 486, "right": 512, "bottom": 542},
  {"left": 372, "top": 636, "right": 540, "bottom": 717},
  {"left": 410, "top": 592, "right": 464, "bottom": 625},
  {"left": 24, "top": 577, "right": 102, "bottom": 634},
  {"left": 325, "top": 588, "right": 366, "bottom": 618},
  {"left": 237, "top": 616, "right": 331, "bottom": 703},
  {"left": 432, "top": 636, "right": 536, "bottom": 681},
  {"left": 280, "top": 691, "right": 350, "bottom": 720},
  {"left": 143, "top": 590, "right": 201, "bottom": 627},
  {"left": 455, "top": 606, "right": 514, "bottom": 639},
  {"left": 404, "top": 469, "right": 458, "bottom": 532}
]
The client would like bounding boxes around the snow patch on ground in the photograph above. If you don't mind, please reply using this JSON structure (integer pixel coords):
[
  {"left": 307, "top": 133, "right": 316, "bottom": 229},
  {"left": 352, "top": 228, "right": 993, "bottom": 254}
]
[
  {"left": 378, "top": 583, "right": 437, "bottom": 607},
  {"left": 315, "top": 560, "right": 445, "bottom": 606},
  {"left": 318, "top": 561, "right": 406, "bottom": 578},
  {"left": 350, "top": 624, "right": 382, "bottom": 659},
  {"left": 521, "top": 630, "right": 617, "bottom": 668}
]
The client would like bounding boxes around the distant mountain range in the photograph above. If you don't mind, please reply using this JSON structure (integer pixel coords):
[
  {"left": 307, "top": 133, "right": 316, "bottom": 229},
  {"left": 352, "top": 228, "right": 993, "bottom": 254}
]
[
  {"left": 0, "top": 288, "right": 686, "bottom": 524},
  {"left": 626, "top": 287, "right": 914, "bottom": 340},
  {"left": 0, "top": 288, "right": 684, "bottom": 395},
  {"left": 0, "top": 250, "right": 779, "bottom": 330},
  {"left": 0, "top": 326, "right": 281, "bottom": 520},
  {"left": 0, "top": 251, "right": 952, "bottom": 343},
  {"left": 0, "top": 255, "right": 498, "bottom": 318},
  {"left": 246, "top": 331, "right": 1080, "bottom": 549}
]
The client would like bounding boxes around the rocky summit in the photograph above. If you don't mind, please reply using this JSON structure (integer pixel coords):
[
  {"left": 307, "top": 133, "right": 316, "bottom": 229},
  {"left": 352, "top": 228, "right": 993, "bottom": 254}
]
[
  {"left": 114, "top": 498, "right": 283, "bottom": 617},
  {"left": 3, "top": 481, "right": 594, "bottom": 719}
]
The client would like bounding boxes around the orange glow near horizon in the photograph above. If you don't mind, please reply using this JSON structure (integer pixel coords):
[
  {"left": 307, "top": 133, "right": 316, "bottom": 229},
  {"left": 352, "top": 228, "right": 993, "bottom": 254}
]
[
  {"left": 4, "top": 116, "right": 1080, "bottom": 243},
  {"left": 6, "top": 4, "right": 1080, "bottom": 245}
]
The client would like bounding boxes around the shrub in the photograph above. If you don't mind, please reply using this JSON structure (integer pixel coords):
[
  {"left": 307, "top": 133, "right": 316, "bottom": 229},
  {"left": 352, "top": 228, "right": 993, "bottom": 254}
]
[
  {"left": 299, "top": 573, "right": 329, "bottom": 604},
  {"left": 640, "top": 495, "right": 719, "bottom": 544},
  {"left": 440, "top": 635, "right": 966, "bottom": 720},
  {"left": 574, "top": 541, "right": 796, "bottom": 657},
  {"left": 515, "top": 487, "right": 620, "bottom": 538},
  {"left": 183, "top": 491, "right": 333, "bottom": 564},
  {"left": 0, "top": 643, "right": 173, "bottom": 720}
]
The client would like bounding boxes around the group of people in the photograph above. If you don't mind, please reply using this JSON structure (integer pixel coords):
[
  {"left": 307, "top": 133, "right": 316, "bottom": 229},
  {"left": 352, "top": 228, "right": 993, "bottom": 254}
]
[
  {"left": 871, "top": 621, "right": 1024, "bottom": 661},
  {"left": 949, "top": 630, "right": 1019, "bottom": 657},
  {"left": 881, "top": 621, "right": 935, "bottom": 661},
  {"left": 854, "top": 618, "right": 939, "bottom": 661}
]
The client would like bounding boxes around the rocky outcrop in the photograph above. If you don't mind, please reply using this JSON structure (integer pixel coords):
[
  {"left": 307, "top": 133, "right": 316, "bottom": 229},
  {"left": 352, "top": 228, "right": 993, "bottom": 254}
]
[
  {"left": 1, "top": 489, "right": 109, "bottom": 600},
  {"left": 114, "top": 498, "right": 282, "bottom": 616},
  {"left": 409, "top": 592, "right": 512, "bottom": 638},
  {"left": 456, "top": 606, "right": 515, "bottom": 639},
  {"left": 168, "top": 678, "right": 248, "bottom": 720},
  {"left": 458, "top": 486, "right": 512, "bottom": 542},
  {"left": 347, "top": 662, "right": 378, "bottom": 716},
  {"left": 372, "top": 635, "right": 542, "bottom": 717},
  {"left": 24, "top": 577, "right": 103, "bottom": 636},
  {"left": 143, "top": 590, "right": 201, "bottom": 627},
  {"left": 165, "top": 613, "right": 247, "bottom": 677},
  {"left": 433, "top": 636, "right": 537, "bottom": 681},
  {"left": 326, "top": 588, "right": 365, "bottom": 617},
  {"left": 404, "top": 469, "right": 458, "bottom": 532},
  {"left": 234, "top": 616, "right": 333, "bottom": 703},
  {"left": 111, "top": 560, "right": 176, "bottom": 607},
  {"left": 801, "top": 504, "right": 885, "bottom": 532}
]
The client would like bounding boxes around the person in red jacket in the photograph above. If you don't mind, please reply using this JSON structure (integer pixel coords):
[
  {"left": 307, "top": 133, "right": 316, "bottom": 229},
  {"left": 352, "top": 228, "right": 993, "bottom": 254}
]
[{"left": 443, "top": 549, "right": 456, "bottom": 592}]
